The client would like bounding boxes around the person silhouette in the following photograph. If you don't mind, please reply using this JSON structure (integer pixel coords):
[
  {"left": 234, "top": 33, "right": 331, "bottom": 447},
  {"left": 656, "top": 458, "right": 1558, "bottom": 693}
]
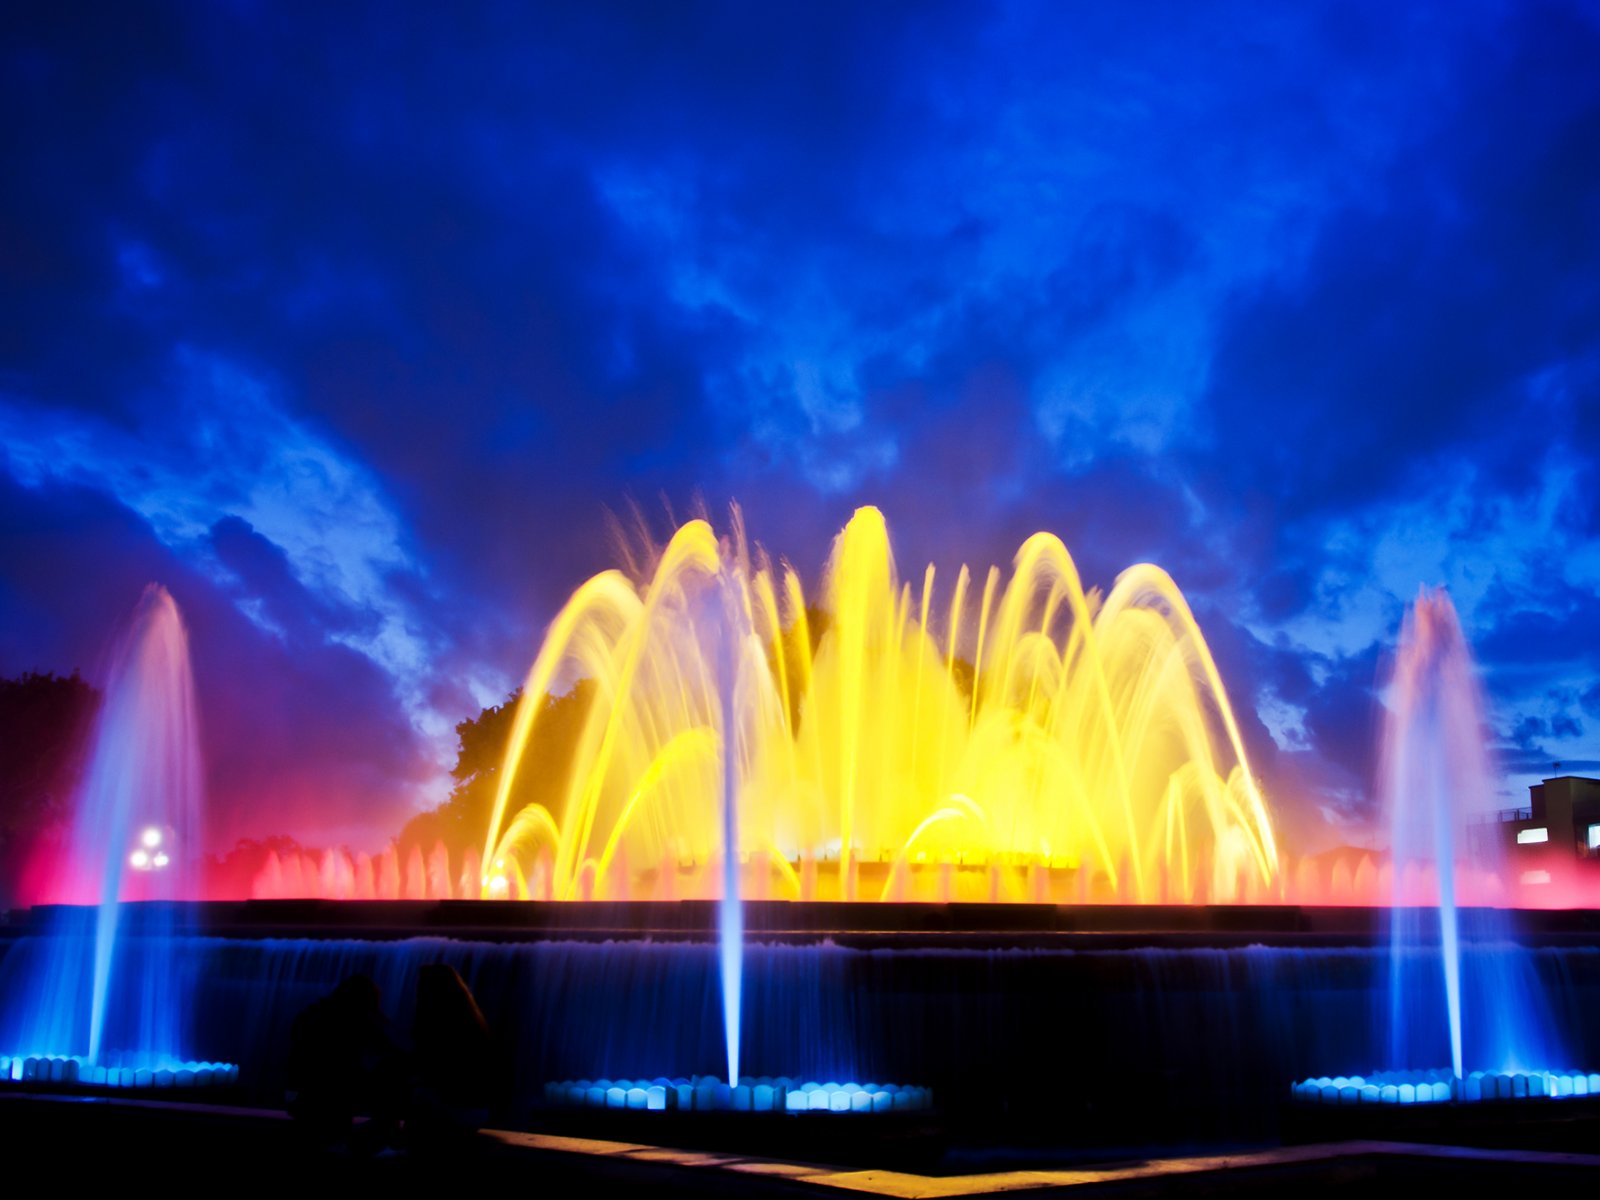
[
  {"left": 407, "top": 963, "right": 492, "bottom": 1146},
  {"left": 286, "top": 974, "right": 404, "bottom": 1151}
]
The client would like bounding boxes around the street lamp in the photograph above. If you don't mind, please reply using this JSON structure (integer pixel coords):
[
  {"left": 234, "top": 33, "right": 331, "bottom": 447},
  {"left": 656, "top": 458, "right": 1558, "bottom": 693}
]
[{"left": 129, "top": 826, "right": 171, "bottom": 870}]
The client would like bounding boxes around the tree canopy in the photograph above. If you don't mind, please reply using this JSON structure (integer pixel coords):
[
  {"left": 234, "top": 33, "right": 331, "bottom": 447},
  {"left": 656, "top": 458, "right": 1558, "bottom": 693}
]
[
  {"left": 399, "top": 679, "right": 595, "bottom": 862},
  {"left": 0, "top": 671, "right": 100, "bottom": 905}
]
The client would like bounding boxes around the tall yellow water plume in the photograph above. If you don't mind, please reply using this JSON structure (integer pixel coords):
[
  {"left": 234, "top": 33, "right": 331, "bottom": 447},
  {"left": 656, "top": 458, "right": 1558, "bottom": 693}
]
[{"left": 480, "top": 506, "right": 1278, "bottom": 903}]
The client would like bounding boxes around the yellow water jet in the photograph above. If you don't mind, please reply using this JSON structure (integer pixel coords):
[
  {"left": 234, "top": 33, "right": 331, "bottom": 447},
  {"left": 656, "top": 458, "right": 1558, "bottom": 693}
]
[{"left": 480, "top": 506, "right": 1278, "bottom": 902}]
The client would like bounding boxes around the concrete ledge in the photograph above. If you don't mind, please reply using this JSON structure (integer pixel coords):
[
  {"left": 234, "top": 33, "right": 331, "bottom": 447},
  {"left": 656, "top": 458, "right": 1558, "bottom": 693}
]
[{"left": 6, "top": 899, "right": 1600, "bottom": 946}]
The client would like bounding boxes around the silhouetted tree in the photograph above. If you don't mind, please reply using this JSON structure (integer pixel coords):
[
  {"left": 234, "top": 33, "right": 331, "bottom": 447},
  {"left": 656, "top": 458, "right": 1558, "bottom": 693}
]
[
  {"left": 399, "top": 680, "right": 595, "bottom": 862},
  {"left": 0, "top": 671, "right": 100, "bottom": 904}
]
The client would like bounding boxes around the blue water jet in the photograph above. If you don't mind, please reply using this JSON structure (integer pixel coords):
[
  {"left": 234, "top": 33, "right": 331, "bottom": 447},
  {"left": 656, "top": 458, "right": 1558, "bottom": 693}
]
[
  {"left": 1382, "top": 588, "right": 1565, "bottom": 1077},
  {"left": 717, "top": 573, "right": 745, "bottom": 1087},
  {"left": 0, "top": 585, "right": 204, "bottom": 1070},
  {"left": 719, "top": 753, "right": 743, "bottom": 1087}
]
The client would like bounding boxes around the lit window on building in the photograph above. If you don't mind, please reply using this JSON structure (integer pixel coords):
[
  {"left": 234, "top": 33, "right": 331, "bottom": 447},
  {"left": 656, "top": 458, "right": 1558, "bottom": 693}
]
[{"left": 1516, "top": 827, "right": 1549, "bottom": 844}]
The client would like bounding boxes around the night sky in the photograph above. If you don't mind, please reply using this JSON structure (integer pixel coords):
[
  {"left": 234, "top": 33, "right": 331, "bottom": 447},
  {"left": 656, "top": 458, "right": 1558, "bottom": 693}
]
[{"left": 2, "top": 2, "right": 1597, "bottom": 854}]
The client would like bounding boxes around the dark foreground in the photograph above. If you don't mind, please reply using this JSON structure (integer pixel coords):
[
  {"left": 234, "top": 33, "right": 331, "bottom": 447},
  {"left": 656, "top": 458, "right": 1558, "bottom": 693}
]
[
  {"left": 10, "top": 899, "right": 1600, "bottom": 1149},
  {"left": 6, "top": 1093, "right": 1600, "bottom": 1197}
]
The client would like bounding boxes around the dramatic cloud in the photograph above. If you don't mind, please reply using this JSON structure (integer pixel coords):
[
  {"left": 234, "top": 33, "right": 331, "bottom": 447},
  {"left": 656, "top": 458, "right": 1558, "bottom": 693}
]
[{"left": 2, "top": 0, "right": 1596, "bottom": 851}]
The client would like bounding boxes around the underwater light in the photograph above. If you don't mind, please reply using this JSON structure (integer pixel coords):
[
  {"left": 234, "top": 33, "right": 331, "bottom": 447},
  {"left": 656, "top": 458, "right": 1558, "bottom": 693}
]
[
  {"left": 543, "top": 1075, "right": 931, "bottom": 1113},
  {"left": 0, "top": 1054, "right": 239, "bottom": 1091},
  {"left": 1292, "top": 1068, "right": 1600, "bottom": 1105}
]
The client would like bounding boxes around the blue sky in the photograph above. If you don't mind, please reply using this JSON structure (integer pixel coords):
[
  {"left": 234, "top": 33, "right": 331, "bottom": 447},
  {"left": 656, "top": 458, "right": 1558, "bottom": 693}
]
[{"left": 1, "top": 1, "right": 1597, "bottom": 851}]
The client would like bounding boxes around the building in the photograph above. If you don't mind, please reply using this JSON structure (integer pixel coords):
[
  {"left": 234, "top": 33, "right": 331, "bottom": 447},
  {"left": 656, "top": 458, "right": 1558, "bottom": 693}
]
[{"left": 1468, "top": 774, "right": 1600, "bottom": 865}]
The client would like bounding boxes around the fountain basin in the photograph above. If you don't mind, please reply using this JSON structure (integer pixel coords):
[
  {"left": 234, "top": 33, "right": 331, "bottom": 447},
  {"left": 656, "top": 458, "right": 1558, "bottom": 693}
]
[
  {"left": 1, "top": 1054, "right": 239, "bottom": 1091},
  {"left": 1292, "top": 1067, "right": 1600, "bottom": 1105},
  {"left": 544, "top": 1075, "right": 931, "bottom": 1113}
]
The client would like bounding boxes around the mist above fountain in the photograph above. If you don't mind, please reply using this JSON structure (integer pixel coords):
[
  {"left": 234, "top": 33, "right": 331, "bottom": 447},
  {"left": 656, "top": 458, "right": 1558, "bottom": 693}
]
[
  {"left": 0, "top": 585, "right": 231, "bottom": 1084},
  {"left": 480, "top": 505, "right": 1279, "bottom": 905}
]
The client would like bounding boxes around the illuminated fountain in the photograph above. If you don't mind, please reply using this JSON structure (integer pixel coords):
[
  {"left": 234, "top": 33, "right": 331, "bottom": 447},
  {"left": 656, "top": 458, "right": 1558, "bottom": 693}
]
[
  {"left": 476, "top": 504, "right": 1281, "bottom": 1110},
  {"left": 0, "top": 585, "right": 236, "bottom": 1090},
  {"left": 1, "top": 543, "right": 1593, "bottom": 1142},
  {"left": 481, "top": 505, "right": 1279, "bottom": 905},
  {"left": 1294, "top": 588, "right": 1585, "bottom": 1107}
]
